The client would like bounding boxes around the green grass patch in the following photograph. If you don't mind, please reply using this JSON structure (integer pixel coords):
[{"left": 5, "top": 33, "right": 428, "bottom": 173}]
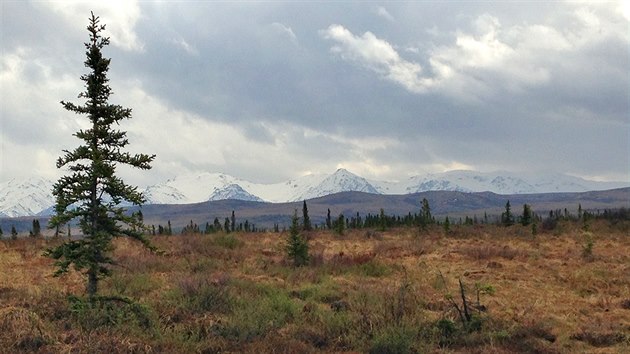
[{"left": 213, "top": 234, "right": 244, "bottom": 249}]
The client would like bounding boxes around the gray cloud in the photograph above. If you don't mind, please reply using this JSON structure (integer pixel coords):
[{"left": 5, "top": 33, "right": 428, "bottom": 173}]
[{"left": 1, "top": 1, "right": 628, "bottom": 184}]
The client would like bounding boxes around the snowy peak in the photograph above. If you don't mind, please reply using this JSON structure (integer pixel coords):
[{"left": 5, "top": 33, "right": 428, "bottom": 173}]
[
  {"left": 0, "top": 177, "right": 55, "bottom": 217},
  {"left": 142, "top": 172, "right": 247, "bottom": 204},
  {"left": 143, "top": 184, "right": 187, "bottom": 204},
  {"left": 208, "top": 184, "right": 263, "bottom": 202},
  {"left": 1, "top": 169, "right": 628, "bottom": 217},
  {"left": 296, "top": 168, "right": 380, "bottom": 200}
]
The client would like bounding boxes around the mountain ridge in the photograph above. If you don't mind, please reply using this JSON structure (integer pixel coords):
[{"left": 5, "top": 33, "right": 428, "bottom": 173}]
[{"left": 0, "top": 169, "right": 627, "bottom": 217}]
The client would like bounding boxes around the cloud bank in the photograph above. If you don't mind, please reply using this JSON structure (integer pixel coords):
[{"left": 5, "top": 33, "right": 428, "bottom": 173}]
[{"left": 1, "top": 1, "right": 628, "bottom": 185}]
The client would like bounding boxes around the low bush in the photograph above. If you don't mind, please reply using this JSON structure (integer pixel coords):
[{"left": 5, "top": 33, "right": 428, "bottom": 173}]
[{"left": 369, "top": 325, "right": 416, "bottom": 354}]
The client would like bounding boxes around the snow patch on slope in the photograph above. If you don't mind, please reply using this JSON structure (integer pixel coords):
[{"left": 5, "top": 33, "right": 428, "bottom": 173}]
[{"left": 0, "top": 177, "right": 55, "bottom": 217}]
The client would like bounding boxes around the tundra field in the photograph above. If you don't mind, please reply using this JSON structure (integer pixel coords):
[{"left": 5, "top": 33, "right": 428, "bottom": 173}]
[{"left": 1, "top": 219, "right": 629, "bottom": 353}]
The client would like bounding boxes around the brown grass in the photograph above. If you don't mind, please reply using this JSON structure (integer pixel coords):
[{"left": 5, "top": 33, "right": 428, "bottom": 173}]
[{"left": 0, "top": 219, "right": 628, "bottom": 352}]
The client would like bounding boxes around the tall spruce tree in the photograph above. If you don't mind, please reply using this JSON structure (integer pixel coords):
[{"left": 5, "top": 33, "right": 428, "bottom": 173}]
[
  {"left": 302, "top": 200, "right": 312, "bottom": 231},
  {"left": 326, "top": 208, "right": 332, "bottom": 230},
  {"left": 45, "top": 13, "right": 155, "bottom": 298}
]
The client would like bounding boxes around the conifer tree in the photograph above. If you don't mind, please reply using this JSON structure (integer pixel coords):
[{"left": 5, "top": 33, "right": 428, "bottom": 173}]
[
  {"left": 286, "top": 210, "right": 309, "bottom": 267},
  {"left": 521, "top": 204, "right": 532, "bottom": 226},
  {"left": 213, "top": 217, "right": 222, "bottom": 232},
  {"left": 30, "top": 219, "right": 41, "bottom": 237},
  {"left": 379, "top": 208, "right": 387, "bottom": 231},
  {"left": 335, "top": 213, "right": 345, "bottom": 235},
  {"left": 0, "top": 225, "right": 3, "bottom": 238},
  {"left": 420, "top": 198, "right": 432, "bottom": 228},
  {"left": 501, "top": 200, "right": 514, "bottom": 226},
  {"left": 302, "top": 200, "right": 312, "bottom": 231},
  {"left": 45, "top": 13, "right": 155, "bottom": 298},
  {"left": 326, "top": 208, "right": 332, "bottom": 230},
  {"left": 443, "top": 216, "right": 451, "bottom": 233},
  {"left": 224, "top": 217, "right": 231, "bottom": 233},
  {"left": 231, "top": 210, "right": 236, "bottom": 233},
  {"left": 11, "top": 226, "right": 18, "bottom": 240}
]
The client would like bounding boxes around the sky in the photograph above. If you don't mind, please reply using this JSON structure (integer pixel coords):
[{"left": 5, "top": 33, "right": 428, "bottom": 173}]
[{"left": 1, "top": 1, "right": 629, "bottom": 187}]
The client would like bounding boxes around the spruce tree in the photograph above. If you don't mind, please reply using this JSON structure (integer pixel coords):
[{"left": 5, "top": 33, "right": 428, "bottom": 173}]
[
  {"left": 224, "top": 217, "right": 231, "bottom": 233},
  {"left": 11, "top": 226, "right": 18, "bottom": 240},
  {"left": 335, "top": 213, "right": 345, "bottom": 235},
  {"left": 326, "top": 208, "right": 332, "bottom": 230},
  {"left": 0, "top": 225, "right": 3, "bottom": 238},
  {"left": 213, "top": 217, "right": 222, "bottom": 232},
  {"left": 302, "top": 200, "right": 312, "bottom": 231},
  {"left": 420, "top": 198, "right": 432, "bottom": 228},
  {"left": 286, "top": 210, "right": 309, "bottom": 267},
  {"left": 443, "top": 216, "right": 451, "bottom": 233},
  {"left": 30, "top": 219, "right": 41, "bottom": 237},
  {"left": 45, "top": 13, "right": 155, "bottom": 298},
  {"left": 521, "top": 204, "right": 532, "bottom": 226},
  {"left": 501, "top": 200, "right": 514, "bottom": 226}
]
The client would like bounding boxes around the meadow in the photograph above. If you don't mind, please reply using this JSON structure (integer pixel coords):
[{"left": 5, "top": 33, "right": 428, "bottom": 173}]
[{"left": 0, "top": 218, "right": 628, "bottom": 353}]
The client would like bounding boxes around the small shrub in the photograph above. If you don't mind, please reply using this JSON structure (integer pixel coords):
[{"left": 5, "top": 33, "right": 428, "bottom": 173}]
[
  {"left": 435, "top": 318, "right": 457, "bottom": 347},
  {"left": 581, "top": 232, "right": 594, "bottom": 261},
  {"left": 369, "top": 326, "right": 415, "bottom": 354}
]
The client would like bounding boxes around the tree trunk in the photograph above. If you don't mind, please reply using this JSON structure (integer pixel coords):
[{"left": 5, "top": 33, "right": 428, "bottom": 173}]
[{"left": 87, "top": 268, "right": 98, "bottom": 297}]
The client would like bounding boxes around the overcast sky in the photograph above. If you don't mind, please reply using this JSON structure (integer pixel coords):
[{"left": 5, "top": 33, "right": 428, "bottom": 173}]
[{"left": 1, "top": 1, "right": 629, "bottom": 186}]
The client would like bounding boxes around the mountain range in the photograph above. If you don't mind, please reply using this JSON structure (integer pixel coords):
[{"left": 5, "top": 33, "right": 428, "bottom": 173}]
[{"left": 1, "top": 168, "right": 628, "bottom": 218}]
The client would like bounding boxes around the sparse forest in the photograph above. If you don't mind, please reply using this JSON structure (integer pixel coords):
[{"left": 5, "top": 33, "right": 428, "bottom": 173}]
[{"left": 1, "top": 213, "right": 629, "bottom": 353}]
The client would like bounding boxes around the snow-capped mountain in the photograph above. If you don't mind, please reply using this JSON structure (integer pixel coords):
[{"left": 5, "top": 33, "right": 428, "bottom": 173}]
[
  {"left": 295, "top": 168, "right": 379, "bottom": 200},
  {"left": 208, "top": 184, "right": 263, "bottom": 202},
  {"left": 141, "top": 172, "right": 248, "bottom": 204},
  {"left": 398, "top": 171, "right": 537, "bottom": 194},
  {"left": 0, "top": 177, "right": 55, "bottom": 218},
  {"left": 1, "top": 169, "right": 628, "bottom": 217},
  {"left": 143, "top": 184, "right": 187, "bottom": 204}
]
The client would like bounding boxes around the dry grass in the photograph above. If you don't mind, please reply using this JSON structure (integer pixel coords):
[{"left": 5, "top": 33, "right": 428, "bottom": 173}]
[{"left": 0, "top": 219, "right": 628, "bottom": 352}]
